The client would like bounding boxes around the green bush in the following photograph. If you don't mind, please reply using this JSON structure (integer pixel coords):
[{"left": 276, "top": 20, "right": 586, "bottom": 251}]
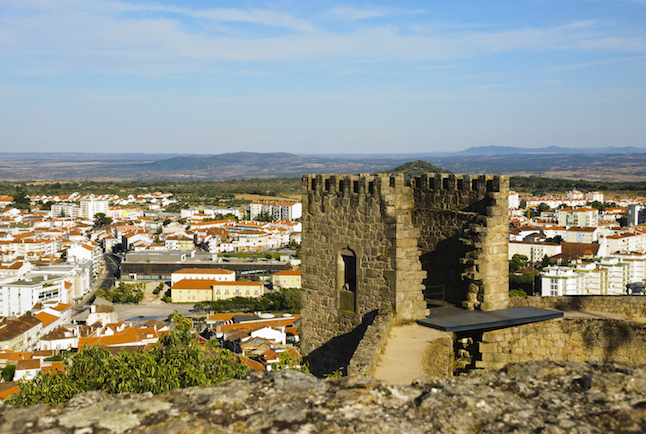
[
  {"left": 95, "top": 282, "right": 144, "bottom": 304},
  {"left": 509, "top": 289, "right": 528, "bottom": 298},
  {"left": 6, "top": 313, "right": 249, "bottom": 406}
]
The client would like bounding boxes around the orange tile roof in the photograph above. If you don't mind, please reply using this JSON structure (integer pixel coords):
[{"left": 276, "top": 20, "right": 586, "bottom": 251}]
[
  {"left": 220, "top": 316, "right": 300, "bottom": 334},
  {"left": 16, "top": 359, "right": 40, "bottom": 370},
  {"left": 174, "top": 268, "right": 235, "bottom": 275},
  {"left": 42, "top": 361, "right": 64, "bottom": 375},
  {"left": 8, "top": 352, "right": 31, "bottom": 362},
  {"left": 237, "top": 354, "right": 266, "bottom": 372},
  {"left": 34, "top": 312, "right": 59, "bottom": 328},
  {"left": 79, "top": 326, "right": 151, "bottom": 348},
  {"left": 273, "top": 270, "right": 301, "bottom": 276},
  {"left": 172, "top": 279, "right": 218, "bottom": 290},
  {"left": 0, "top": 384, "right": 19, "bottom": 402},
  {"left": 206, "top": 313, "right": 237, "bottom": 322}
]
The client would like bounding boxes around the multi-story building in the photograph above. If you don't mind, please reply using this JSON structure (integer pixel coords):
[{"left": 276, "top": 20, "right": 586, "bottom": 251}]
[
  {"left": 605, "top": 231, "right": 646, "bottom": 254},
  {"left": 79, "top": 195, "right": 108, "bottom": 220},
  {"left": 0, "top": 274, "right": 67, "bottom": 317},
  {"left": 557, "top": 206, "right": 599, "bottom": 228},
  {"left": 586, "top": 191, "right": 604, "bottom": 202},
  {"left": 627, "top": 204, "right": 646, "bottom": 226},
  {"left": 171, "top": 279, "right": 264, "bottom": 303},
  {"left": 609, "top": 251, "right": 646, "bottom": 284},
  {"left": 540, "top": 258, "right": 630, "bottom": 296},
  {"left": 50, "top": 203, "right": 79, "bottom": 218},
  {"left": 565, "top": 227, "right": 599, "bottom": 243},
  {"left": 540, "top": 267, "right": 585, "bottom": 296},
  {"left": 0, "top": 314, "right": 42, "bottom": 351},
  {"left": 248, "top": 201, "right": 302, "bottom": 221},
  {"left": 508, "top": 241, "right": 562, "bottom": 263},
  {"left": 272, "top": 270, "right": 301, "bottom": 290}
]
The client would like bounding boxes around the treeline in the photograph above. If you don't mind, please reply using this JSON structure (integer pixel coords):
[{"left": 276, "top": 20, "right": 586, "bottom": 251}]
[
  {"left": 0, "top": 178, "right": 302, "bottom": 209},
  {"left": 193, "top": 288, "right": 301, "bottom": 314},
  {"left": 0, "top": 178, "right": 301, "bottom": 197},
  {"left": 510, "top": 176, "right": 646, "bottom": 196},
  {"left": 5, "top": 174, "right": 646, "bottom": 203}
]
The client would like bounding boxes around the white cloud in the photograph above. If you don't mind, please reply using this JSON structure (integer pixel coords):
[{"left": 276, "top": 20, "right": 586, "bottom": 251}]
[
  {"left": 326, "top": 5, "right": 396, "bottom": 21},
  {"left": 1, "top": 1, "right": 646, "bottom": 77}
]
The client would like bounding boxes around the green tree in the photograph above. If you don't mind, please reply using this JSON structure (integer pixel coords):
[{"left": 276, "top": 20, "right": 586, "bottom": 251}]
[
  {"left": 509, "top": 254, "right": 529, "bottom": 272},
  {"left": 536, "top": 203, "right": 551, "bottom": 214},
  {"left": 93, "top": 213, "right": 113, "bottom": 228},
  {"left": 95, "top": 282, "right": 144, "bottom": 303},
  {"left": 1, "top": 364, "right": 16, "bottom": 381},
  {"left": 6, "top": 313, "right": 249, "bottom": 406},
  {"left": 12, "top": 189, "right": 30, "bottom": 210}
]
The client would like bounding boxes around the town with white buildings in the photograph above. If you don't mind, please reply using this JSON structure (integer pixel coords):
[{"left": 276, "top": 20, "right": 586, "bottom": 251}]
[
  {"left": 0, "top": 191, "right": 303, "bottom": 387},
  {"left": 509, "top": 189, "right": 646, "bottom": 297}
]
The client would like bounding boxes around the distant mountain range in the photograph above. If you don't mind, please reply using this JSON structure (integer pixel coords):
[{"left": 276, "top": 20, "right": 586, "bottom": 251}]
[
  {"left": 1, "top": 148, "right": 646, "bottom": 182},
  {"left": 457, "top": 146, "right": 646, "bottom": 155}
]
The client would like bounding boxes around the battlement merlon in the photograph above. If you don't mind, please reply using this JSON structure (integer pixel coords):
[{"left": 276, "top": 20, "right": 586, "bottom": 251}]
[{"left": 303, "top": 173, "right": 508, "bottom": 196}]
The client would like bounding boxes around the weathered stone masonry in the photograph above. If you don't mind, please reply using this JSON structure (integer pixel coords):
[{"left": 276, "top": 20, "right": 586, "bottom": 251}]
[{"left": 301, "top": 172, "right": 509, "bottom": 374}]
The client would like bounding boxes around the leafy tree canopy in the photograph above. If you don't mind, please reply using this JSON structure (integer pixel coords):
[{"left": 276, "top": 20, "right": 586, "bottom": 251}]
[
  {"left": 6, "top": 312, "right": 249, "bottom": 406},
  {"left": 381, "top": 160, "right": 450, "bottom": 179}
]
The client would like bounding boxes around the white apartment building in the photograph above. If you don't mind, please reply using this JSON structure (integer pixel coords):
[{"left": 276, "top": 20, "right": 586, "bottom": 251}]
[
  {"left": 586, "top": 191, "right": 604, "bottom": 202},
  {"left": 509, "top": 241, "right": 562, "bottom": 263},
  {"left": 50, "top": 203, "right": 80, "bottom": 218},
  {"left": 249, "top": 201, "right": 302, "bottom": 221},
  {"left": 0, "top": 273, "right": 68, "bottom": 317},
  {"left": 509, "top": 191, "right": 519, "bottom": 209},
  {"left": 80, "top": 195, "right": 109, "bottom": 220},
  {"left": 608, "top": 251, "right": 646, "bottom": 284},
  {"left": 557, "top": 207, "right": 599, "bottom": 228},
  {"left": 540, "top": 267, "right": 586, "bottom": 296},
  {"left": 605, "top": 231, "right": 646, "bottom": 254},
  {"left": 540, "top": 259, "right": 630, "bottom": 296}
]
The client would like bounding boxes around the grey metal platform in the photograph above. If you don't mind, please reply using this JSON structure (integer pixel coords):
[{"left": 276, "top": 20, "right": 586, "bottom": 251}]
[{"left": 417, "top": 306, "right": 564, "bottom": 332}]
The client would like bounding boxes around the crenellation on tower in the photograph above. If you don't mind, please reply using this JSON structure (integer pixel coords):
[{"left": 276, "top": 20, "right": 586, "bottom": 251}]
[{"left": 301, "top": 171, "right": 509, "bottom": 374}]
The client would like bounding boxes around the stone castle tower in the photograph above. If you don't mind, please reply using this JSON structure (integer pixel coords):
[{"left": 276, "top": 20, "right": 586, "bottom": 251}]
[{"left": 300, "top": 172, "right": 509, "bottom": 371}]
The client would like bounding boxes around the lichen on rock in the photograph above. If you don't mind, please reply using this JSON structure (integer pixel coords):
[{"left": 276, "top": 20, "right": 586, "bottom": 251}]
[{"left": 2, "top": 360, "right": 646, "bottom": 433}]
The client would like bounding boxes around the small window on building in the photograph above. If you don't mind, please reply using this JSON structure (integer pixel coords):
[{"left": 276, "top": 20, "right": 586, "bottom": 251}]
[{"left": 337, "top": 247, "right": 357, "bottom": 313}]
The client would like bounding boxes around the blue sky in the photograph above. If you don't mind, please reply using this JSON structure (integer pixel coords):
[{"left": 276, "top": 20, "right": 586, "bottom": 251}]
[{"left": 1, "top": 0, "right": 645, "bottom": 155}]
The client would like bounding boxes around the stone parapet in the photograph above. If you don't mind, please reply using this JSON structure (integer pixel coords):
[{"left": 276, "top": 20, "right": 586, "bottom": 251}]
[
  {"left": 347, "top": 309, "right": 394, "bottom": 377},
  {"left": 510, "top": 295, "right": 646, "bottom": 318},
  {"left": 478, "top": 317, "right": 646, "bottom": 370}
]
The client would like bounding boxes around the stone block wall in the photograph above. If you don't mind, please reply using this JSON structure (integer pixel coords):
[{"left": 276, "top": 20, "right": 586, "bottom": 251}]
[
  {"left": 301, "top": 172, "right": 509, "bottom": 375},
  {"left": 478, "top": 318, "right": 646, "bottom": 370},
  {"left": 510, "top": 296, "right": 646, "bottom": 318},
  {"left": 411, "top": 173, "right": 509, "bottom": 311},
  {"left": 301, "top": 173, "right": 427, "bottom": 375}
]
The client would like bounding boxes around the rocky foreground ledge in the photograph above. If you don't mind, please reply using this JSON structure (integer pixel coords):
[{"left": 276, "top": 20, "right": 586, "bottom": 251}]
[{"left": 2, "top": 360, "right": 646, "bottom": 434}]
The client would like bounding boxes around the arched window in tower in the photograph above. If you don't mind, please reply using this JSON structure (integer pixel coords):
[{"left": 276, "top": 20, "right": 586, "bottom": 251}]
[{"left": 338, "top": 247, "right": 357, "bottom": 313}]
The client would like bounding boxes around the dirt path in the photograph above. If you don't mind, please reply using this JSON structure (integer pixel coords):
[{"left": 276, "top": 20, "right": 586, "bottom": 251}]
[{"left": 372, "top": 323, "right": 452, "bottom": 385}]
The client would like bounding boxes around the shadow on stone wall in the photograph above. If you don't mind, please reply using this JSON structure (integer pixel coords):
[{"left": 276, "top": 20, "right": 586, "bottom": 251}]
[
  {"left": 305, "top": 310, "right": 378, "bottom": 377},
  {"left": 420, "top": 236, "right": 470, "bottom": 306},
  {"left": 579, "top": 319, "right": 635, "bottom": 363}
]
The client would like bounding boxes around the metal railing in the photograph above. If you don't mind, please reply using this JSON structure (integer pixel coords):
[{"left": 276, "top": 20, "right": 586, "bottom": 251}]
[{"left": 424, "top": 285, "right": 445, "bottom": 306}]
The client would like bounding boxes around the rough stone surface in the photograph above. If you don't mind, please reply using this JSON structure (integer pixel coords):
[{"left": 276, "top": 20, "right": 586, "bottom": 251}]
[
  {"left": 347, "top": 309, "right": 394, "bottom": 377},
  {"left": 3, "top": 361, "right": 646, "bottom": 433},
  {"left": 478, "top": 317, "right": 646, "bottom": 370}
]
